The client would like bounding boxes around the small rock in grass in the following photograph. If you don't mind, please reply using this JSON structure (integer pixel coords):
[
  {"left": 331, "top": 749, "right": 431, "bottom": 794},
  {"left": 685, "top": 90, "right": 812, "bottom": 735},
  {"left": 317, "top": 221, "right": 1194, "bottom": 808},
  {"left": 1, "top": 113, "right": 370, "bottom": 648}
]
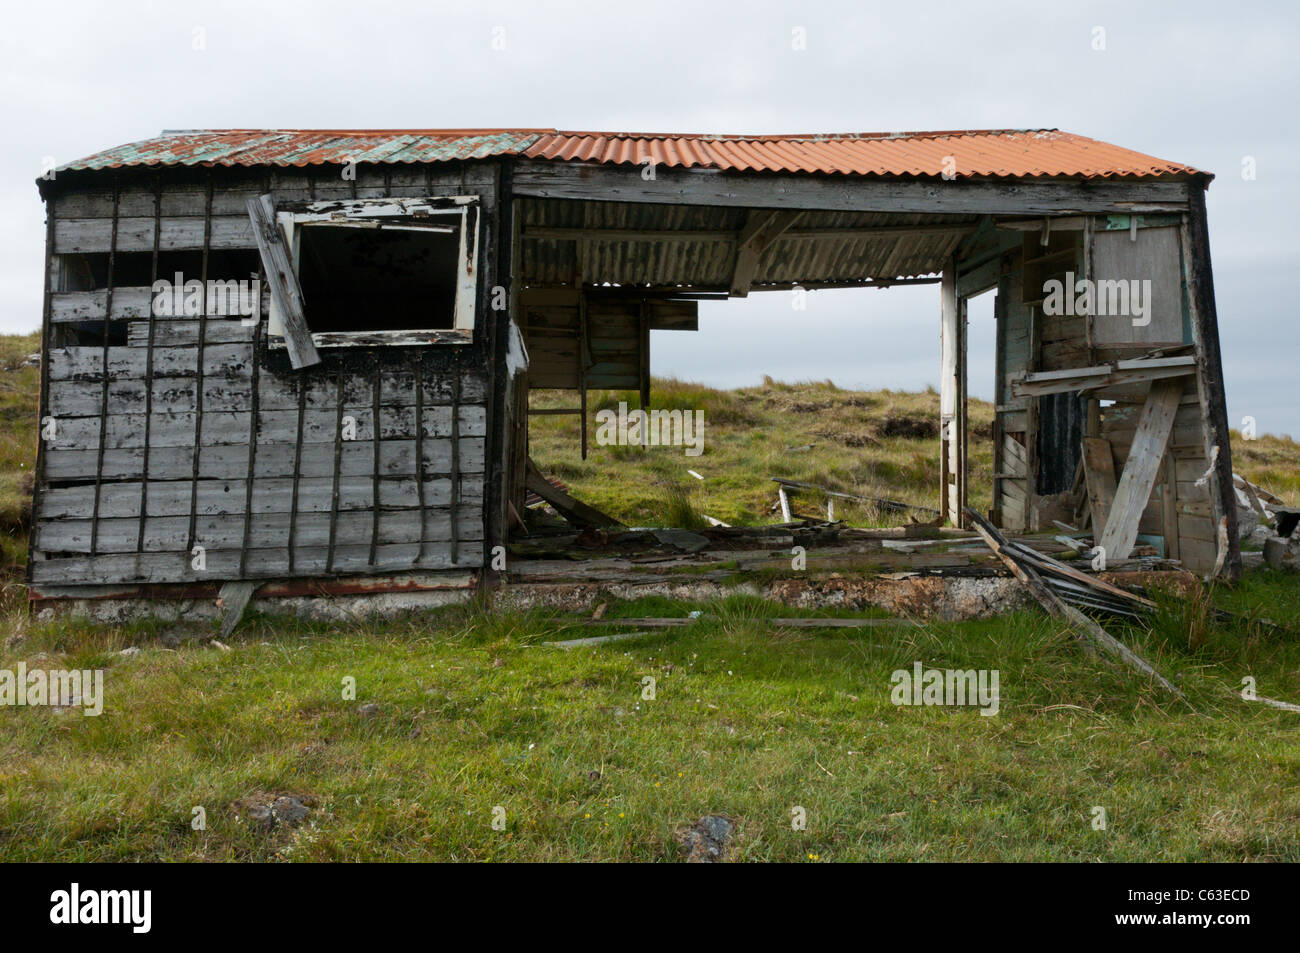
[
  {"left": 678, "top": 815, "right": 734, "bottom": 863},
  {"left": 271, "top": 796, "right": 310, "bottom": 826},
  {"left": 245, "top": 795, "right": 311, "bottom": 830},
  {"left": 357, "top": 703, "right": 380, "bottom": 717},
  {"left": 119, "top": 646, "right": 141, "bottom": 657}
]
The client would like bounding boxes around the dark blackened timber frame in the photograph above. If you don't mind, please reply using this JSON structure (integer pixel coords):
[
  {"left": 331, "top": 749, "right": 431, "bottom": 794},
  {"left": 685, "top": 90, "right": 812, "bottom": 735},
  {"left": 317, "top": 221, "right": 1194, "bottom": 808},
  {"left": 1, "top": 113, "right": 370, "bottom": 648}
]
[
  {"left": 483, "top": 160, "right": 513, "bottom": 582},
  {"left": 1184, "top": 186, "right": 1240, "bottom": 579},
  {"left": 27, "top": 189, "right": 56, "bottom": 583},
  {"left": 186, "top": 175, "right": 215, "bottom": 561}
]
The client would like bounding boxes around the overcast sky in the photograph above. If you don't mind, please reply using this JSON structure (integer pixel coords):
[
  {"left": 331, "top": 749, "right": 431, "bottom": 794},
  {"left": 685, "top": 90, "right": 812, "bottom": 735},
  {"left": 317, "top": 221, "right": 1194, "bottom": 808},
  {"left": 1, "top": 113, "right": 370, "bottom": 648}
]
[{"left": 2, "top": 1, "right": 1296, "bottom": 434}]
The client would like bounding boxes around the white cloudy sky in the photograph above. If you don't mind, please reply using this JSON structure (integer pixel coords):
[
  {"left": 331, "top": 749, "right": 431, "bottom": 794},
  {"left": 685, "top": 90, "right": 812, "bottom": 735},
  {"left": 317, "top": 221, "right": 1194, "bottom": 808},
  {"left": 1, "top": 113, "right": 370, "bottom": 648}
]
[{"left": 1, "top": 1, "right": 1296, "bottom": 433}]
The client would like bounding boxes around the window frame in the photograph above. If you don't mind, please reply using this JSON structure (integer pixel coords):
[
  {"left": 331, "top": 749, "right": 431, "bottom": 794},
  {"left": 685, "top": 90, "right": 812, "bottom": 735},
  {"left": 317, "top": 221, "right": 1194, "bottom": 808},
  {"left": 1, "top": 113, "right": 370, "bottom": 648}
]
[{"left": 266, "top": 195, "right": 480, "bottom": 348}]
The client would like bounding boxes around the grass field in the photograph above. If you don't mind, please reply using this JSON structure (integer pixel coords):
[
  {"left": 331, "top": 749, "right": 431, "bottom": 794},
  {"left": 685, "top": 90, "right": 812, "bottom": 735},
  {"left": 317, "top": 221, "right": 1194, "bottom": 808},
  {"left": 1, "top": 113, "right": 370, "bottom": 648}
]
[
  {"left": 2, "top": 583, "right": 1298, "bottom": 862},
  {"left": 1, "top": 330, "right": 1298, "bottom": 862}
]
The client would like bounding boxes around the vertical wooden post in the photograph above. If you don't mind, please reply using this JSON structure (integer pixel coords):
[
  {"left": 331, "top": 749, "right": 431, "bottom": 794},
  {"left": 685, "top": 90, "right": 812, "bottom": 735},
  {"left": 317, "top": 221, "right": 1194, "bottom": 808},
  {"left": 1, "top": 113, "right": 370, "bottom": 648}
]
[
  {"left": 27, "top": 188, "right": 57, "bottom": 584},
  {"left": 939, "top": 259, "right": 966, "bottom": 526},
  {"left": 1183, "top": 185, "right": 1240, "bottom": 580},
  {"left": 484, "top": 162, "right": 513, "bottom": 579},
  {"left": 579, "top": 291, "right": 589, "bottom": 460},
  {"left": 639, "top": 297, "right": 651, "bottom": 437}
]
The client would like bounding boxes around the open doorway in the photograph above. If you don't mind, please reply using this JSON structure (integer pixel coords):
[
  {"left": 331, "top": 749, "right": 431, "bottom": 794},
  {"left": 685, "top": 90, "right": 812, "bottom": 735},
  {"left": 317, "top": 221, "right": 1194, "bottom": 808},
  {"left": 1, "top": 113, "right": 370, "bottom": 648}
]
[{"left": 520, "top": 281, "right": 975, "bottom": 536}]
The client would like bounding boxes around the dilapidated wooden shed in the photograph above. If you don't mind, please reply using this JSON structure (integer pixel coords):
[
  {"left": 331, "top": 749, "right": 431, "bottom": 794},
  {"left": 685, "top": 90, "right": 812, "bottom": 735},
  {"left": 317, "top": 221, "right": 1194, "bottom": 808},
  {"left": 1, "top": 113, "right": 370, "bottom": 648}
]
[{"left": 28, "top": 128, "right": 1239, "bottom": 612}]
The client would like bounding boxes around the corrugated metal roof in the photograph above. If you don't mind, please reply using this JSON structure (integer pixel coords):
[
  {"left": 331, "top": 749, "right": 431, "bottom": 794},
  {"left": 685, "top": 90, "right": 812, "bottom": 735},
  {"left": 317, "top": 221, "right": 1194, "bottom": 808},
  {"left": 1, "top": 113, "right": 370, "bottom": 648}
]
[
  {"left": 524, "top": 129, "right": 1203, "bottom": 179},
  {"left": 59, "top": 129, "right": 547, "bottom": 171},
  {"left": 57, "top": 128, "right": 1205, "bottom": 180}
]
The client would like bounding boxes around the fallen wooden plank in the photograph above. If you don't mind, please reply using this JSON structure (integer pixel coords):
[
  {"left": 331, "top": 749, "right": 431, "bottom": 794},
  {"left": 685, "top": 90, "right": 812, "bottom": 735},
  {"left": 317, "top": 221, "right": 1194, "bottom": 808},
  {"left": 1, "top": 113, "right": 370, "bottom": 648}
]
[
  {"left": 582, "top": 617, "right": 692, "bottom": 627},
  {"left": 966, "top": 508, "right": 1182, "bottom": 696},
  {"left": 525, "top": 458, "right": 624, "bottom": 529},
  {"left": 1098, "top": 379, "right": 1183, "bottom": 560},
  {"left": 771, "top": 478, "right": 939, "bottom": 515},
  {"left": 1004, "top": 541, "right": 1157, "bottom": 611},
  {"left": 545, "top": 630, "right": 659, "bottom": 649},
  {"left": 770, "top": 617, "right": 917, "bottom": 628},
  {"left": 247, "top": 195, "right": 320, "bottom": 369},
  {"left": 1251, "top": 694, "right": 1300, "bottom": 713}
]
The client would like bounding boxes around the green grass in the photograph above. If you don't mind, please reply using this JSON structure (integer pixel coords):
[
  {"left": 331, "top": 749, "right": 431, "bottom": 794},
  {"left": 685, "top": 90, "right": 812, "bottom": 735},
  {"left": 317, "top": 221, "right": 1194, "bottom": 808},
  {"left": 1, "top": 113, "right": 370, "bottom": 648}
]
[
  {"left": 1, "top": 578, "right": 1297, "bottom": 862},
  {"left": 530, "top": 378, "right": 1300, "bottom": 530},
  {"left": 1, "top": 365, "right": 1299, "bottom": 861},
  {"left": 527, "top": 378, "right": 978, "bottom": 527},
  {"left": 0, "top": 333, "right": 39, "bottom": 584}
]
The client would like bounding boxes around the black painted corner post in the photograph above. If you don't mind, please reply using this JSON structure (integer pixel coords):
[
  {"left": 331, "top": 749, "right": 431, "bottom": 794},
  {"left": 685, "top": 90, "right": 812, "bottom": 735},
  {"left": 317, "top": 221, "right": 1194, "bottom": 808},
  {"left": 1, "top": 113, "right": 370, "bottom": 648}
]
[
  {"left": 1186, "top": 182, "right": 1241, "bottom": 580},
  {"left": 483, "top": 160, "right": 515, "bottom": 589}
]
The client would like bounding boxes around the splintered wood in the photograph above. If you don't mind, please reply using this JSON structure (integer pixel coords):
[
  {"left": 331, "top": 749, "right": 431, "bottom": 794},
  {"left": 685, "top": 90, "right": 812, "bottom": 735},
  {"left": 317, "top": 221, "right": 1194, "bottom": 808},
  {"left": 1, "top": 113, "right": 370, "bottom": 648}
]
[{"left": 965, "top": 508, "right": 1182, "bottom": 696}]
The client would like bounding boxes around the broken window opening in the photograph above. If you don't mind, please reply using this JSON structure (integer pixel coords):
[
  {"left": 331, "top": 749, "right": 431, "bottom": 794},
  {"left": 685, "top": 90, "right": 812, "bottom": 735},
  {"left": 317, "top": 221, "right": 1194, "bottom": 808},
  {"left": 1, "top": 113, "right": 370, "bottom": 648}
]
[{"left": 266, "top": 197, "right": 479, "bottom": 349}]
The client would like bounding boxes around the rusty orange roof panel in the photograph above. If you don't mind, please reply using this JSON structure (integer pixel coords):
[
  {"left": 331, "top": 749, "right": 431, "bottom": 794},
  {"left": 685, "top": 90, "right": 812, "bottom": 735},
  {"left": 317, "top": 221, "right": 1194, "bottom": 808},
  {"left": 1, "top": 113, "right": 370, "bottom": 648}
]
[
  {"left": 56, "top": 128, "right": 1206, "bottom": 180},
  {"left": 524, "top": 129, "right": 1205, "bottom": 179}
]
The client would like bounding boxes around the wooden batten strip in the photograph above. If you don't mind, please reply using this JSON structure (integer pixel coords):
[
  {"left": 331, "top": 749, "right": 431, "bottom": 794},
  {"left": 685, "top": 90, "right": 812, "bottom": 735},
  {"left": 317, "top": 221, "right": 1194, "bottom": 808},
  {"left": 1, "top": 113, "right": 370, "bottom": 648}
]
[
  {"left": 414, "top": 357, "right": 427, "bottom": 562},
  {"left": 450, "top": 372, "right": 461, "bottom": 567},
  {"left": 186, "top": 175, "right": 215, "bottom": 558},
  {"left": 326, "top": 365, "right": 345, "bottom": 574},
  {"left": 137, "top": 176, "right": 162, "bottom": 554},
  {"left": 89, "top": 180, "right": 121, "bottom": 557},
  {"left": 369, "top": 358, "right": 382, "bottom": 566},
  {"left": 288, "top": 377, "right": 307, "bottom": 574},
  {"left": 238, "top": 322, "right": 262, "bottom": 578}
]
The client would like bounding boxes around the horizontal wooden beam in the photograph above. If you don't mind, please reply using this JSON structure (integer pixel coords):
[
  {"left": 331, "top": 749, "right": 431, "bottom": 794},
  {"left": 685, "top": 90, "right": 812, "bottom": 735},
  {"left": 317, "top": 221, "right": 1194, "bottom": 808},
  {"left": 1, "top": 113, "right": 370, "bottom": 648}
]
[
  {"left": 1012, "top": 356, "right": 1196, "bottom": 398},
  {"left": 522, "top": 223, "right": 975, "bottom": 243},
  {"left": 513, "top": 160, "right": 1195, "bottom": 216}
]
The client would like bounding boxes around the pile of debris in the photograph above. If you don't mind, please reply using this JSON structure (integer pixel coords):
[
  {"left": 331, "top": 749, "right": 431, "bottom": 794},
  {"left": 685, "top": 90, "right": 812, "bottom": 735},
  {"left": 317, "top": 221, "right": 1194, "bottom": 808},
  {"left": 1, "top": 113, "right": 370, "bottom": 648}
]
[
  {"left": 965, "top": 509, "right": 1183, "bottom": 696},
  {"left": 1233, "top": 473, "right": 1300, "bottom": 570}
]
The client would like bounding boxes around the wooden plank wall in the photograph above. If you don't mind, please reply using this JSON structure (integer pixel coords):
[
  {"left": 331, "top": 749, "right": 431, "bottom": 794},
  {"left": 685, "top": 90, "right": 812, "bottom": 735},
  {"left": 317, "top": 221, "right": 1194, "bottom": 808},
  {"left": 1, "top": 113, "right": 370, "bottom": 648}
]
[
  {"left": 31, "top": 164, "right": 497, "bottom": 588},
  {"left": 973, "top": 215, "right": 1217, "bottom": 572},
  {"left": 519, "top": 289, "right": 696, "bottom": 391}
]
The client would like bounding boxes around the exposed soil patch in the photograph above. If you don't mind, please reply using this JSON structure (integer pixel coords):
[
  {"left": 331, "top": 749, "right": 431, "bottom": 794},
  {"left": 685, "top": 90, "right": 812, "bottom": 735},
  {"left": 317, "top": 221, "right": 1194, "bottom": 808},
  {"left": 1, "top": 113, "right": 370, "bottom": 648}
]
[{"left": 877, "top": 414, "right": 938, "bottom": 439}]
